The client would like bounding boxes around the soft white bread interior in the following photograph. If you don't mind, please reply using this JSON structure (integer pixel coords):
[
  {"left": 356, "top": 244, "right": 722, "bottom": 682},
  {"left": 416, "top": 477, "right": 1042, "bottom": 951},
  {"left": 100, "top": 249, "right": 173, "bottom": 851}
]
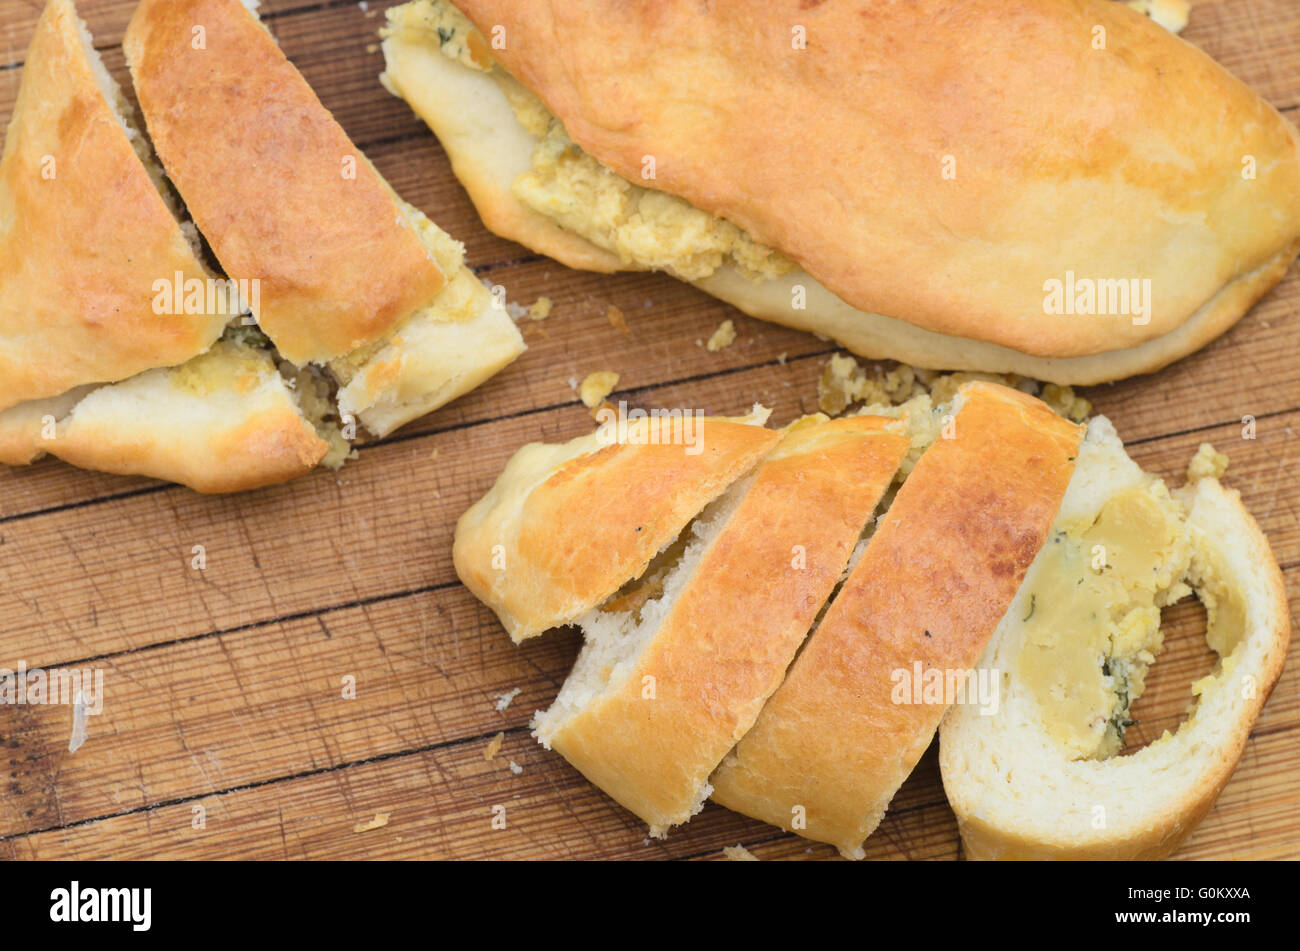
[
  {"left": 533, "top": 414, "right": 912, "bottom": 835},
  {"left": 938, "top": 420, "right": 1290, "bottom": 860},
  {"left": 708, "top": 383, "right": 1084, "bottom": 858},
  {"left": 380, "top": 0, "right": 1300, "bottom": 385},
  {"left": 329, "top": 205, "right": 525, "bottom": 437},
  {"left": 6, "top": 339, "right": 335, "bottom": 494},
  {"left": 453, "top": 409, "right": 781, "bottom": 642}
]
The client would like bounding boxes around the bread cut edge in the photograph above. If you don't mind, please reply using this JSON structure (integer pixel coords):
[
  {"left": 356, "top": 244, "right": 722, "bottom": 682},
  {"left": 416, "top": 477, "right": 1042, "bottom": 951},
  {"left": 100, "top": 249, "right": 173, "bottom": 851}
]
[
  {"left": 937, "top": 424, "right": 1290, "bottom": 860},
  {"left": 22, "top": 341, "right": 330, "bottom": 494}
]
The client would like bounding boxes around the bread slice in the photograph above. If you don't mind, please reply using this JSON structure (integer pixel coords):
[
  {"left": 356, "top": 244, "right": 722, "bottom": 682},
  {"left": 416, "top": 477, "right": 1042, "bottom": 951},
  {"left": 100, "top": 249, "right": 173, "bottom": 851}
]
[
  {"left": 0, "top": 0, "right": 225, "bottom": 412},
  {"left": 453, "top": 411, "right": 781, "bottom": 642},
  {"left": 533, "top": 415, "right": 912, "bottom": 835},
  {"left": 124, "top": 0, "right": 525, "bottom": 438},
  {"left": 938, "top": 420, "right": 1291, "bottom": 859},
  {"left": 709, "top": 383, "right": 1083, "bottom": 858},
  {"left": 381, "top": 0, "right": 1300, "bottom": 384}
]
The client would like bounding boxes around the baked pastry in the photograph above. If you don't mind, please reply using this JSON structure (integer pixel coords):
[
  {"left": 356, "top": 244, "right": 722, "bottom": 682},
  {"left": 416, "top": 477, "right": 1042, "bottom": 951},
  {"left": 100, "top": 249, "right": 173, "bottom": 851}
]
[
  {"left": 0, "top": 0, "right": 524, "bottom": 493},
  {"left": 938, "top": 420, "right": 1290, "bottom": 859},
  {"left": 381, "top": 0, "right": 1300, "bottom": 384},
  {"left": 533, "top": 415, "right": 912, "bottom": 835},
  {"left": 709, "top": 383, "right": 1083, "bottom": 857}
]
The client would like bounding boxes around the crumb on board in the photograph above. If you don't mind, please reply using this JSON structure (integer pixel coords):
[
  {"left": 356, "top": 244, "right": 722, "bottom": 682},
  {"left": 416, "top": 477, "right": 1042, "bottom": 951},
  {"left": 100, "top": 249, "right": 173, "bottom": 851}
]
[
  {"left": 776, "top": 352, "right": 788, "bottom": 366},
  {"left": 484, "top": 732, "right": 505, "bottom": 761},
  {"left": 607, "top": 305, "right": 629, "bottom": 333},
  {"left": 508, "top": 760, "right": 523, "bottom": 775},
  {"left": 494, "top": 687, "right": 521, "bottom": 712},
  {"left": 68, "top": 690, "right": 88, "bottom": 753},
  {"left": 723, "top": 844, "right": 759, "bottom": 861},
  {"left": 528, "top": 297, "right": 553, "bottom": 321},
  {"left": 1187, "top": 442, "right": 1229, "bottom": 482},
  {"left": 1125, "top": 0, "right": 1190, "bottom": 33},
  {"left": 816, "top": 353, "right": 1091, "bottom": 423},
  {"left": 354, "top": 812, "right": 391, "bottom": 833},
  {"left": 1039, "top": 383, "right": 1091, "bottom": 423},
  {"left": 578, "top": 371, "right": 620, "bottom": 408},
  {"left": 705, "top": 319, "right": 737, "bottom": 352}
]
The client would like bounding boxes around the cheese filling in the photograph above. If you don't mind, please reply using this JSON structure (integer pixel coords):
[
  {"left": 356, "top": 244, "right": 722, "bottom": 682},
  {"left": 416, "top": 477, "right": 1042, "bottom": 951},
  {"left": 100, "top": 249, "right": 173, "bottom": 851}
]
[
  {"left": 1017, "top": 450, "right": 1244, "bottom": 761},
  {"left": 407, "top": 0, "right": 793, "bottom": 283}
]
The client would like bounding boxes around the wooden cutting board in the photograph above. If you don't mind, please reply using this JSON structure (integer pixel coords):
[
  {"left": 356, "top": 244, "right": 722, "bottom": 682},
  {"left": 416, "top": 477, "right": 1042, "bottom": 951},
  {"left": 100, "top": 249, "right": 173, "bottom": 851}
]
[{"left": 0, "top": 0, "right": 1296, "bottom": 861}]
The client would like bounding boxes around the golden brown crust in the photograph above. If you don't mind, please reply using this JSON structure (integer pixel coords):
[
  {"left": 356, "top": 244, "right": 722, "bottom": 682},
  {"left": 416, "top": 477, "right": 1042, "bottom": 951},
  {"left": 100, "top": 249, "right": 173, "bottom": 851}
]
[
  {"left": 124, "top": 0, "right": 447, "bottom": 365},
  {"left": 0, "top": 0, "right": 224, "bottom": 412},
  {"left": 456, "top": 0, "right": 1300, "bottom": 360},
  {"left": 709, "top": 383, "right": 1083, "bottom": 857},
  {"left": 453, "top": 416, "right": 780, "bottom": 642},
  {"left": 545, "top": 416, "right": 911, "bottom": 832}
]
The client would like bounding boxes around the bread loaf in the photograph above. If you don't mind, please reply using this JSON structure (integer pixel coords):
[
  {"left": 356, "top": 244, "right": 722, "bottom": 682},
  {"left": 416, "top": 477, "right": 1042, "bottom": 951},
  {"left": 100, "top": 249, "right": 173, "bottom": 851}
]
[
  {"left": 453, "top": 411, "right": 780, "bottom": 642},
  {"left": 381, "top": 0, "right": 1300, "bottom": 384},
  {"left": 456, "top": 381, "right": 1286, "bottom": 858}
]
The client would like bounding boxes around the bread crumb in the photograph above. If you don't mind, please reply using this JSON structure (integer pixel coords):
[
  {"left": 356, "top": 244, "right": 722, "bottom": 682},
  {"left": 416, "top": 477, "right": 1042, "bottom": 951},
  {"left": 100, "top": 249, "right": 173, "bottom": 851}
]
[
  {"left": 1126, "top": 0, "right": 1190, "bottom": 33},
  {"left": 1186, "top": 442, "right": 1229, "bottom": 482},
  {"left": 723, "top": 844, "right": 759, "bottom": 861},
  {"left": 354, "top": 812, "right": 391, "bottom": 833},
  {"left": 484, "top": 732, "right": 505, "bottom": 761},
  {"left": 578, "top": 371, "right": 620, "bottom": 408},
  {"left": 817, "top": 354, "right": 926, "bottom": 414},
  {"left": 429, "top": 447, "right": 439, "bottom": 461},
  {"left": 494, "top": 687, "right": 521, "bottom": 711},
  {"left": 68, "top": 690, "right": 89, "bottom": 753},
  {"left": 776, "top": 352, "right": 788, "bottom": 366},
  {"left": 607, "top": 305, "right": 629, "bottom": 333},
  {"left": 528, "top": 297, "right": 553, "bottom": 321},
  {"left": 508, "top": 760, "right": 524, "bottom": 775},
  {"left": 705, "top": 319, "right": 737, "bottom": 352},
  {"left": 1040, "top": 383, "right": 1092, "bottom": 423},
  {"left": 816, "top": 353, "right": 1089, "bottom": 423}
]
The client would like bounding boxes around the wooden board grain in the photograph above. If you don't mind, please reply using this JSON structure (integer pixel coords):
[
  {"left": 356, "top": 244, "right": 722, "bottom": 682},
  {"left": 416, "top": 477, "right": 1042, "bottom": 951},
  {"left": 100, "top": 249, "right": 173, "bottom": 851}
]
[{"left": 0, "top": 0, "right": 1297, "bottom": 861}]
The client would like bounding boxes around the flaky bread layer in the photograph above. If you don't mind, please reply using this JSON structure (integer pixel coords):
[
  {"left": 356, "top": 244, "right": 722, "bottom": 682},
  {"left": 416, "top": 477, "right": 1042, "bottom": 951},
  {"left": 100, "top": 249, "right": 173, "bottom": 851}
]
[
  {"left": 0, "top": 340, "right": 328, "bottom": 494},
  {"left": 0, "top": 0, "right": 225, "bottom": 412}
]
